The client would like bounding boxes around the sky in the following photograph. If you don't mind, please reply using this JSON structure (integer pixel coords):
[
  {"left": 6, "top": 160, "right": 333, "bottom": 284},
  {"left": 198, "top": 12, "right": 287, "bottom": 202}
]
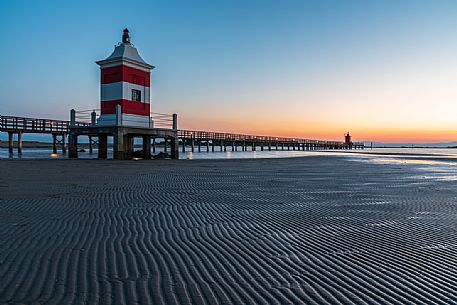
[{"left": 1, "top": 0, "right": 457, "bottom": 143}]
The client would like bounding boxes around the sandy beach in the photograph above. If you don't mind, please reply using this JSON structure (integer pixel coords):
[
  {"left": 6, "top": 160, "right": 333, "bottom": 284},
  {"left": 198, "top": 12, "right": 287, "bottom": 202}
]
[{"left": 1, "top": 156, "right": 457, "bottom": 304}]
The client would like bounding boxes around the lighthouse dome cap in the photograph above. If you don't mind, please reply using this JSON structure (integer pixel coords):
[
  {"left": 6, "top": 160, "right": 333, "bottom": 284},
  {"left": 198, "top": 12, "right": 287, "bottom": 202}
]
[{"left": 96, "top": 30, "right": 154, "bottom": 70}]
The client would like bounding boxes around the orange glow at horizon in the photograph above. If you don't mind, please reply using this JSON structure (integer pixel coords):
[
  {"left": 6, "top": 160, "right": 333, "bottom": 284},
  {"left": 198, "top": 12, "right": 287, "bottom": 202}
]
[{"left": 179, "top": 115, "right": 457, "bottom": 144}]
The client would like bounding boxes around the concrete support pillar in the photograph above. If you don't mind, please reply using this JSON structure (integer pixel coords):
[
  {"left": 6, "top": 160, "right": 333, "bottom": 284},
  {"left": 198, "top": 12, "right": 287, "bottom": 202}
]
[
  {"left": 206, "top": 140, "right": 210, "bottom": 152},
  {"left": 61, "top": 133, "right": 66, "bottom": 154},
  {"left": 17, "top": 132, "right": 23, "bottom": 154},
  {"left": 268, "top": 143, "right": 271, "bottom": 151},
  {"left": 281, "top": 143, "right": 284, "bottom": 151},
  {"left": 261, "top": 144, "right": 264, "bottom": 151},
  {"left": 8, "top": 132, "right": 13, "bottom": 154},
  {"left": 152, "top": 138, "right": 156, "bottom": 153},
  {"left": 164, "top": 138, "right": 168, "bottom": 153},
  {"left": 69, "top": 133, "right": 78, "bottom": 158},
  {"left": 224, "top": 141, "right": 227, "bottom": 152},
  {"left": 198, "top": 141, "right": 201, "bottom": 152},
  {"left": 252, "top": 142, "right": 256, "bottom": 151},
  {"left": 212, "top": 141, "right": 215, "bottom": 152},
  {"left": 220, "top": 141, "right": 223, "bottom": 151},
  {"left": 124, "top": 135, "right": 134, "bottom": 160},
  {"left": 235, "top": 143, "right": 238, "bottom": 151},
  {"left": 143, "top": 136, "right": 151, "bottom": 159},
  {"left": 98, "top": 134, "right": 108, "bottom": 159},
  {"left": 171, "top": 136, "right": 179, "bottom": 160},
  {"left": 113, "top": 130, "right": 125, "bottom": 160},
  {"left": 191, "top": 139, "right": 194, "bottom": 152},
  {"left": 232, "top": 142, "right": 235, "bottom": 151},
  {"left": 182, "top": 139, "right": 186, "bottom": 153}
]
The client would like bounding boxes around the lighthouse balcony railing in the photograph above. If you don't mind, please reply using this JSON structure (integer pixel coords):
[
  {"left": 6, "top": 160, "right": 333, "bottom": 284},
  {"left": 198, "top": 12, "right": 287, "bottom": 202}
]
[
  {"left": 73, "top": 109, "right": 100, "bottom": 125},
  {"left": 70, "top": 108, "right": 177, "bottom": 130},
  {"left": 150, "top": 112, "right": 175, "bottom": 129}
]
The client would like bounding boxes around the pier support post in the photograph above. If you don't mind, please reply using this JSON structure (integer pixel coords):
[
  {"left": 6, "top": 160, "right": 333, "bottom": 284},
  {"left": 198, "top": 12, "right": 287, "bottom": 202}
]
[
  {"left": 164, "top": 138, "right": 168, "bottom": 153},
  {"left": 70, "top": 109, "right": 76, "bottom": 127},
  {"left": 182, "top": 139, "right": 186, "bottom": 153},
  {"left": 268, "top": 143, "right": 271, "bottom": 151},
  {"left": 143, "top": 136, "right": 151, "bottom": 159},
  {"left": 17, "top": 132, "right": 23, "bottom": 154},
  {"left": 224, "top": 141, "right": 227, "bottom": 152},
  {"left": 220, "top": 141, "right": 223, "bottom": 151},
  {"left": 152, "top": 138, "right": 156, "bottom": 153},
  {"left": 98, "top": 134, "right": 107, "bottom": 159},
  {"left": 232, "top": 142, "right": 235, "bottom": 151},
  {"left": 252, "top": 142, "right": 256, "bottom": 151},
  {"left": 171, "top": 136, "right": 179, "bottom": 160},
  {"left": 69, "top": 133, "right": 78, "bottom": 158},
  {"left": 91, "top": 111, "right": 97, "bottom": 125},
  {"left": 89, "top": 136, "right": 93, "bottom": 153},
  {"left": 8, "top": 132, "right": 13, "bottom": 154},
  {"left": 206, "top": 140, "right": 210, "bottom": 152},
  {"left": 62, "top": 133, "right": 67, "bottom": 154},
  {"left": 191, "top": 139, "right": 194, "bottom": 152},
  {"left": 212, "top": 141, "right": 215, "bottom": 152},
  {"left": 52, "top": 134, "right": 57, "bottom": 154},
  {"left": 198, "top": 141, "right": 201, "bottom": 152}
]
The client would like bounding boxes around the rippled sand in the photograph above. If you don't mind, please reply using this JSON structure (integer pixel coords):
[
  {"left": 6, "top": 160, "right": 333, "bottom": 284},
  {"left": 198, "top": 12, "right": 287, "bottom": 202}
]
[{"left": 1, "top": 157, "right": 456, "bottom": 304}]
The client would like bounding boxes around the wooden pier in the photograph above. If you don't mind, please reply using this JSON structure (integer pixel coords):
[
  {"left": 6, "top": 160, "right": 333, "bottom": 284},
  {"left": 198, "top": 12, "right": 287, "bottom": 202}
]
[
  {"left": 0, "top": 115, "right": 89, "bottom": 155},
  {"left": 178, "top": 130, "right": 364, "bottom": 153},
  {"left": 1, "top": 113, "right": 364, "bottom": 159}
]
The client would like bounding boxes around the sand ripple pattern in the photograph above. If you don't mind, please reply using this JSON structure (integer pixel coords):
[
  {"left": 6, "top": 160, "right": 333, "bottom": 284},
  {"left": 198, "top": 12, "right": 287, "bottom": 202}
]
[{"left": 1, "top": 158, "right": 457, "bottom": 304}]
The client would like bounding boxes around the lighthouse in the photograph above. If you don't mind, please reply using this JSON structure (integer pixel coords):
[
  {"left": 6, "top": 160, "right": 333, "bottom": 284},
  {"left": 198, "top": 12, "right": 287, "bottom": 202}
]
[{"left": 96, "top": 29, "right": 154, "bottom": 127}]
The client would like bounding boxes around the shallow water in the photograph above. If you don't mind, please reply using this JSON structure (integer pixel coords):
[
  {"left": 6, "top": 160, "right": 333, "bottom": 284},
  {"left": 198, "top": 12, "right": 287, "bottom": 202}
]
[{"left": 2, "top": 146, "right": 457, "bottom": 161}]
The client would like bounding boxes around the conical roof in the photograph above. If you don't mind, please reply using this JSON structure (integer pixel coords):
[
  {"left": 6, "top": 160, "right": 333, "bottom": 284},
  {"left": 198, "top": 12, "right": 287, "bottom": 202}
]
[{"left": 96, "top": 29, "right": 154, "bottom": 70}]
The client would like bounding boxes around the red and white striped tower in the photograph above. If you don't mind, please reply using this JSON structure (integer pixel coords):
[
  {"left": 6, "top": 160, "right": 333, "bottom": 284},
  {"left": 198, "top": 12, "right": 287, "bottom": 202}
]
[{"left": 96, "top": 28, "right": 154, "bottom": 127}]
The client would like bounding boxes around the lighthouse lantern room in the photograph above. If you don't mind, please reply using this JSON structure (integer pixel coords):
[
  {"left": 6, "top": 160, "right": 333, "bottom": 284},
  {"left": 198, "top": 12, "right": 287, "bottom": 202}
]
[{"left": 96, "top": 29, "right": 154, "bottom": 128}]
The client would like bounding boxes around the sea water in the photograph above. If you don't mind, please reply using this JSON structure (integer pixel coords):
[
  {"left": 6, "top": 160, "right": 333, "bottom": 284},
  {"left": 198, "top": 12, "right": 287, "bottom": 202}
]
[{"left": 2, "top": 147, "right": 457, "bottom": 162}]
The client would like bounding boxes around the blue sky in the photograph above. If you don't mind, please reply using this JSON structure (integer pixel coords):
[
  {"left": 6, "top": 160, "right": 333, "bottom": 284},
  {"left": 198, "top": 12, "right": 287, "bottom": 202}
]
[{"left": 1, "top": 0, "right": 457, "bottom": 142}]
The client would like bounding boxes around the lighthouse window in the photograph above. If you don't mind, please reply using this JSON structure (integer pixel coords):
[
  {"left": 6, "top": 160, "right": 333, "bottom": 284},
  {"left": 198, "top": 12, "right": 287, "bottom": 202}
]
[{"left": 132, "top": 89, "right": 141, "bottom": 102}]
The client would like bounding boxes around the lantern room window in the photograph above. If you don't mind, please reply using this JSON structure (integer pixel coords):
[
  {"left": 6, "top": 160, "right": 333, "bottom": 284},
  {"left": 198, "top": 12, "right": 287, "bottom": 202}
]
[{"left": 132, "top": 89, "right": 141, "bottom": 102}]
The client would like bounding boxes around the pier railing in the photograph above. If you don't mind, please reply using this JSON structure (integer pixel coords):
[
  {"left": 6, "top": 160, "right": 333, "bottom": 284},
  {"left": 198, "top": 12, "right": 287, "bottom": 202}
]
[
  {"left": 177, "top": 129, "right": 349, "bottom": 146},
  {"left": 0, "top": 114, "right": 89, "bottom": 134}
]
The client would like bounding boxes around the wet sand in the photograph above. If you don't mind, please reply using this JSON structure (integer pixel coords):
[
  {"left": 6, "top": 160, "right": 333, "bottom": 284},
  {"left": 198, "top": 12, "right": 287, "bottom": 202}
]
[{"left": 1, "top": 157, "right": 457, "bottom": 304}]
